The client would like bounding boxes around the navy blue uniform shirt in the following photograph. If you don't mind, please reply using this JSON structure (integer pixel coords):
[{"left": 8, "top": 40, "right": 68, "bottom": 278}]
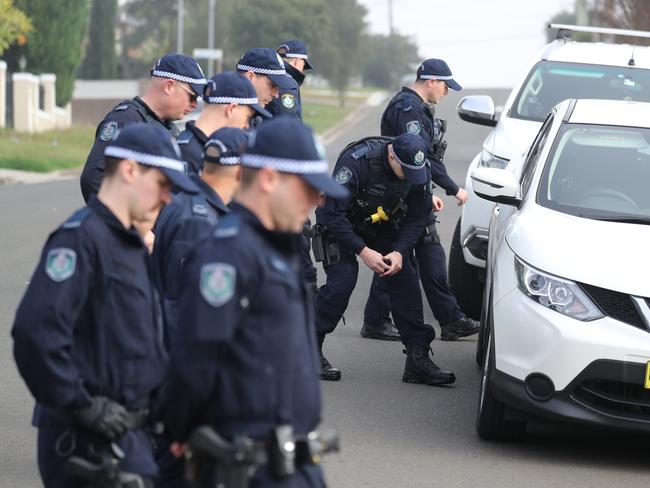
[
  {"left": 266, "top": 75, "right": 302, "bottom": 120},
  {"left": 80, "top": 97, "right": 178, "bottom": 202},
  {"left": 159, "top": 201, "right": 322, "bottom": 442},
  {"left": 176, "top": 121, "right": 209, "bottom": 176},
  {"left": 12, "top": 196, "right": 167, "bottom": 477},
  {"left": 152, "top": 175, "right": 229, "bottom": 346},
  {"left": 316, "top": 141, "right": 433, "bottom": 258},
  {"left": 380, "top": 87, "right": 459, "bottom": 196}
]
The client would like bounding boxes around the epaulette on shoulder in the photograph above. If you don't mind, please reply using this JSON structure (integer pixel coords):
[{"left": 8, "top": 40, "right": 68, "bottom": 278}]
[
  {"left": 176, "top": 131, "right": 193, "bottom": 145},
  {"left": 62, "top": 207, "right": 92, "bottom": 230},
  {"left": 113, "top": 104, "right": 130, "bottom": 112},
  {"left": 190, "top": 194, "right": 208, "bottom": 217},
  {"left": 213, "top": 214, "right": 240, "bottom": 239}
]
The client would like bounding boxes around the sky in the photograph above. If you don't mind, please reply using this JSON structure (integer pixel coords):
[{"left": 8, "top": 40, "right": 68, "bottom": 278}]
[{"left": 357, "top": 0, "right": 576, "bottom": 88}]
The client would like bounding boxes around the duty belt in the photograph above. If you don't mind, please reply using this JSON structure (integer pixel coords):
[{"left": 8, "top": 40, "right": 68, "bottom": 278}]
[{"left": 185, "top": 425, "right": 340, "bottom": 487}]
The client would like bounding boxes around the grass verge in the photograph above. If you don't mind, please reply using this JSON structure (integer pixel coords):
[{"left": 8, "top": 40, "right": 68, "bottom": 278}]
[
  {"left": 302, "top": 103, "right": 355, "bottom": 135},
  {"left": 0, "top": 126, "right": 94, "bottom": 172}
]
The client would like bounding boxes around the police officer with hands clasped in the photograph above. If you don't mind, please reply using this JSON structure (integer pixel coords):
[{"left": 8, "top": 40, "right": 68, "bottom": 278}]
[
  {"left": 157, "top": 117, "right": 347, "bottom": 488},
  {"left": 12, "top": 124, "right": 199, "bottom": 488},
  {"left": 176, "top": 72, "right": 270, "bottom": 175},
  {"left": 313, "top": 132, "right": 456, "bottom": 386},
  {"left": 80, "top": 54, "right": 206, "bottom": 202},
  {"left": 362, "top": 58, "right": 479, "bottom": 342}
]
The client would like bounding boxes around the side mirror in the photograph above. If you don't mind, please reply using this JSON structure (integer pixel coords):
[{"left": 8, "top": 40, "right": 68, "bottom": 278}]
[
  {"left": 470, "top": 167, "right": 521, "bottom": 207},
  {"left": 457, "top": 95, "right": 497, "bottom": 127}
]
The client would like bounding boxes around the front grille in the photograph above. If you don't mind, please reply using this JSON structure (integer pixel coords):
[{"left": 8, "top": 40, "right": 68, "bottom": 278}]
[
  {"left": 579, "top": 282, "right": 648, "bottom": 331},
  {"left": 572, "top": 379, "right": 650, "bottom": 423}
]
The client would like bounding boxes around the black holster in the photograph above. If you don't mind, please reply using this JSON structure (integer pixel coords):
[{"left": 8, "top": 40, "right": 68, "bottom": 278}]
[
  {"left": 419, "top": 222, "right": 440, "bottom": 245},
  {"left": 311, "top": 224, "right": 341, "bottom": 266}
]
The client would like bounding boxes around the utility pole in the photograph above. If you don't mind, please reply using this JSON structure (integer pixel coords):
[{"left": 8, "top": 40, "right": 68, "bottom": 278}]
[
  {"left": 177, "top": 0, "right": 184, "bottom": 53},
  {"left": 208, "top": 0, "right": 216, "bottom": 76},
  {"left": 388, "top": 0, "right": 394, "bottom": 36}
]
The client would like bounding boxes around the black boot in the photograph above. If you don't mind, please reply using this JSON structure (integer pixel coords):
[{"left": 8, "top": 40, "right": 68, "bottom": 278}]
[
  {"left": 440, "top": 317, "right": 480, "bottom": 341},
  {"left": 360, "top": 320, "right": 401, "bottom": 341},
  {"left": 402, "top": 344, "right": 456, "bottom": 385},
  {"left": 318, "top": 337, "right": 341, "bottom": 381}
]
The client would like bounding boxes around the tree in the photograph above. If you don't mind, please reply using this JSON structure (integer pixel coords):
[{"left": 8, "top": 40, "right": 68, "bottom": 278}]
[
  {"left": 79, "top": 0, "right": 117, "bottom": 79},
  {"left": 6, "top": 0, "right": 90, "bottom": 106},
  {"left": 361, "top": 33, "right": 419, "bottom": 89},
  {"left": 588, "top": 0, "right": 650, "bottom": 45},
  {"left": 317, "top": 0, "right": 367, "bottom": 106},
  {"left": 0, "top": 0, "right": 32, "bottom": 55}
]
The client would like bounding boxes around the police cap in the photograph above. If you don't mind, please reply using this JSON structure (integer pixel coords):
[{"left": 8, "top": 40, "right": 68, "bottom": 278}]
[
  {"left": 203, "top": 72, "right": 272, "bottom": 118},
  {"left": 236, "top": 48, "right": 294, "bottom": 90},
  {"left": 390, "top": 133, "right": 429, "bottom": 185},
  {"left": 241, "top": 118, "right": 348, "bottom": 199},
  {"left": 104, "top": 123, "right": 199, "bottom": 194},
  {"left": 417, "top": 58, "right": 462, "bottom": 91},
  {"left": 277, "top": 39, "right": 314, "bottom": 70},
  {"left": 203, "top": 127, "right": 248, "bottom": 166},
  {"left": 150, "top": 54, "right": 207, "bottom": 98}
]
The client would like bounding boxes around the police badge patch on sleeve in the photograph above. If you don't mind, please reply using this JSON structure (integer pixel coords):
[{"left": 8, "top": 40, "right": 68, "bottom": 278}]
[
  {"left": 335, "top": 167, "right": 353, "bottom": 184},
  {"left": 99, "top": 121, "right": 119, "bottom": 141},
  {"left": 45, "top": 248, "right": 77, "bottom": 282},
  {"left": 406, "top": 120, "right": 421, "bottom": 135},
  {"left": 281, "top": 93, "right": 295, "bottom": 109},
  {"left": 200, "top": 263, "right": 236, "bottom": 307}
]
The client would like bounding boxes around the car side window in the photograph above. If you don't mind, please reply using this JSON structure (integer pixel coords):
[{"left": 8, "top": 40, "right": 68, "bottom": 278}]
[{"left": 520, "top": 113, "right": 554, "bottom": 199}]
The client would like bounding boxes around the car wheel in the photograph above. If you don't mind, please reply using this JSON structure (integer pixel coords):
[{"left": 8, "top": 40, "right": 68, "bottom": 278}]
[
  {"left": 475, "top": 285, "right": 491, "bottom": 368},
  {"left": 476, "top": 324, "right": 526, "bottom": 441},
  {"left": 448, "top": 217, "right": 484, "bottom": 320}
]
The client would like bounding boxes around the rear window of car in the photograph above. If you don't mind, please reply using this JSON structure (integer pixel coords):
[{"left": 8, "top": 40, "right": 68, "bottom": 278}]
[
  {"left": 538, "top": 123, "right": 650, "bottom": 219},
  {"left": 511, "top": 61, "right": 650, "bottom": 121}
]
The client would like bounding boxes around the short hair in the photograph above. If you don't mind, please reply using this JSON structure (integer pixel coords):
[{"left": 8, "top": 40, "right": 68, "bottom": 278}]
[
  {"left": 103, "top": 156, "right": 122, "bottom": 176},
  {"left": 240, "top": 167, "right": 260, "bottom": 188}
]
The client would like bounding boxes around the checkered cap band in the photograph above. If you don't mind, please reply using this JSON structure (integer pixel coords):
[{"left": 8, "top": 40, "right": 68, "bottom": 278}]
[
  {"left": 206, "top": 96, "right": 259, "bottom": 105},
  {"left": 236, "top": 64, "right": 286, "bottom": 76},
  {"left": 389, "top": 145, "right": 427, "bottom": 170},
  {"left": 151, "top": 70, "right": 207, "bottom": 84},
  {"left": 104, "top": 146, "right": 186, "bottom": 173},
  {"left": 418, "top": 74, "right": 454, "bottom": 81},
  {"left": 241, "top": 154, "right": 328, "bottom": 174},
  {"left": 284, "top": 53, "right": 309, "bottom": 59},
  {"left": 219, "top": 156, "right": 241, "bottom": 166}
]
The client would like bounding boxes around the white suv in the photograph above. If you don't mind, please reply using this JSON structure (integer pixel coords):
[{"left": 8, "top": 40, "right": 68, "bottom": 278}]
[
  {"left": 449, "top": 24, "right": 650, "bottom": 319},
  {"left": 472, "top": 97, "right": 650, "bottom": 440}
]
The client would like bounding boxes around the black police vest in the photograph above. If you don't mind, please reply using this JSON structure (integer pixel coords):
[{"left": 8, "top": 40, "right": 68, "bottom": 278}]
[
  {"left": 343, "top": 137, "right": 412, "bottom": 238},
  {"left": 116, "top": 99, "right": 180, "bottom": 138}
]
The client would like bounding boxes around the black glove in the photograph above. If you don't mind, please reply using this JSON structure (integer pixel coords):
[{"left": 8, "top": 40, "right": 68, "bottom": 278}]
[{"left": 72, "top": 396, "right": 130, "bottom": 440}]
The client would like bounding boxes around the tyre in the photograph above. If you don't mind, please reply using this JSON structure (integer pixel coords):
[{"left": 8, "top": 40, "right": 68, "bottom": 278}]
[
  {"left": 476, "top": 324, "right": 526, "bottom": 441},
  {"left": 448, "top": 217, "right": 484, "bottom": 320}
]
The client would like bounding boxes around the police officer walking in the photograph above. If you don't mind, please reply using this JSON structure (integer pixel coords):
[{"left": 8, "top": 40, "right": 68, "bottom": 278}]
[
  {"left": 80, "top": 54, "right": 206, "bottom": 202},
  {"left": 267, "top": 39, "right": 315, "bottom": 120},
  {"left": 236, "top": 47, "right": 295, "bottom": 128},
  {"left": 176, "top": 72, "right": 270, "bottom": 175},
  {"left": 314, "top": 132, "right": 456, "bottom": 385},
  {"left": 12, "top": 124, "right": 199, "bottom": 488},
  {"left": 364, "top": 58, "right": 479, "bottom": 342},
  {"left": 157, "top": 117, "right": 346, "bottom": 487}
]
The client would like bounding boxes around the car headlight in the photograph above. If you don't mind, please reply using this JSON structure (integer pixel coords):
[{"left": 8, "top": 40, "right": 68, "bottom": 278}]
[
  {"left": 478, "top": 148, "right": 509, "bottom": 169},
  {"left": 515, "top": 257, "right": 604, "bottom": 321}
]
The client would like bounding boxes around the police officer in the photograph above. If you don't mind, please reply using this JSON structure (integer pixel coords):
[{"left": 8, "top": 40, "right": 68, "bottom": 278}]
[
  {"left": 157, "top": 117, "right": 347, "bottom": 487},
  {"left": 267, "top": 39, "right": 315, "bottom": 119},
  {"left": 153, "top": 127, "right": 248, "bottom": 347},
  {"left": 176, "top": 71, "right": 270, "bottom": 175},
  {"left": 12, "top": 124, "right": 199, "bottom": 488},
  {"left": 80, "top": 54, "right": 206, "bottom": 202},
  {"left": 314, "top": 132, "right": 456, "bottom": 386},
  {"left": 364, "top": 58, "right": 479, "bottom": 342},
  {"left": 236, "top": 47, "right": 295, "bottom": 128}
]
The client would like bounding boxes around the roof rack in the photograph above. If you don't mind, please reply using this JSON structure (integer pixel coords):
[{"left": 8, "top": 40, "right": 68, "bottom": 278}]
[{"left": 549, "top": 24, "right": 650, "bottom": 40}]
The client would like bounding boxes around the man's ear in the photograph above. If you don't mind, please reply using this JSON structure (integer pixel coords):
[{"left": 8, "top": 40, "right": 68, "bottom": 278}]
[
  {"left": 163, "top": 79, "right": 176, "bottom": 95},
  {"left": 258, "top": 167, "right": 278, "bottom": 193},
  {"left": 243, "top": 71, "right": 255, "bottom": 82},
  {"left": 119, "top": 159, "right": 138, "bottom": 184},
  {"left": 225, "top": 103, "right": 238, "bottom": 118}
]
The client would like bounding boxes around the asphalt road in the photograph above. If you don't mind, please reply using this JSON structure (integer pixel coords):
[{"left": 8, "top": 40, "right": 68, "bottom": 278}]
[{"left": 1, "top": 89, "right": 648, "bottom": 487}]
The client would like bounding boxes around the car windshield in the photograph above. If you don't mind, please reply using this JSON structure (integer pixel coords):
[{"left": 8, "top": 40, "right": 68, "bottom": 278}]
[
  {"left": 511, "top": 61, "right": 650, "bottom": 121},
  {"left": 538, "top": 124, "right": 650, "bottom": 221}
]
